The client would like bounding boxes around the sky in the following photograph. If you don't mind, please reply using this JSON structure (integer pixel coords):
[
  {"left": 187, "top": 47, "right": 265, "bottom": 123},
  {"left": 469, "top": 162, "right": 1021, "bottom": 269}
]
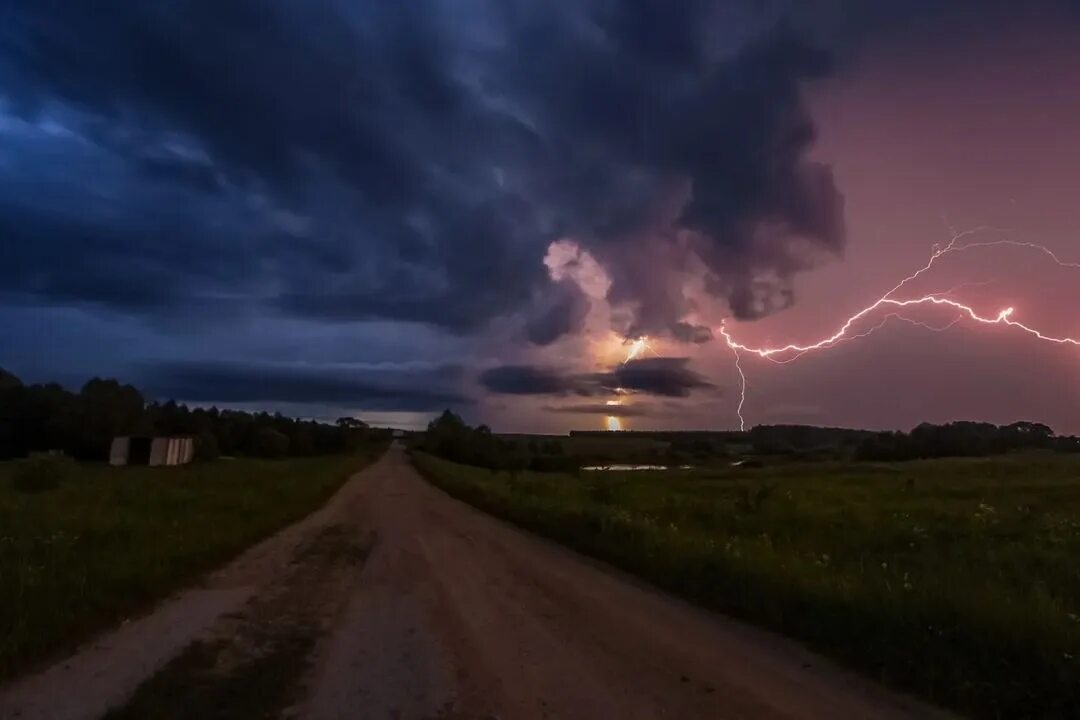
[{"left": 2, "top": 1, "right": 1079, "bottom": 433}]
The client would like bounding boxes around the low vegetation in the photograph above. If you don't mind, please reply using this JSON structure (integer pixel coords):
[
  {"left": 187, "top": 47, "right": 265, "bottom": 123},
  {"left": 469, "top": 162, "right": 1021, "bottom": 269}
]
[
  {"left": 0, "top": 445, "right": 384, "bottom": 681},
  {"left": 414, "top": 450, "right": 1080, "bottom": 718}
]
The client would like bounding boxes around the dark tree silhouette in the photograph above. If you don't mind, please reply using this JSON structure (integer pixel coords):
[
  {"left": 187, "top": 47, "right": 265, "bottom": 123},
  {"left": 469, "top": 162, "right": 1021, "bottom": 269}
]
[{"left": 0, "top": 368, "right": 382, "bottom": 461}]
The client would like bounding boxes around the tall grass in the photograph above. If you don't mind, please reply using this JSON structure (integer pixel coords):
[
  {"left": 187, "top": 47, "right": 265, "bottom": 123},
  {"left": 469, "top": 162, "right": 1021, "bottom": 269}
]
[
  {"left": 0, "top": 446, "right": 384, "bottom": 681},
  {"left": 414, "top": 452, "right": 1080, "bottom": 718}
]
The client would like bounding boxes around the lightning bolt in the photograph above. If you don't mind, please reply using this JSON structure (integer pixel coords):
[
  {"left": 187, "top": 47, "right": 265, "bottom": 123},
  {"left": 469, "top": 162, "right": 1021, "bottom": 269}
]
[
  {"left": 719, "top": 229, "right": 1080, "bottom": 429},
  {"left": 622, "top": 336, "right": 651, "bottom": 364},
  {"left": 730, "top": 343, "right": 747, "bottom": 432}
]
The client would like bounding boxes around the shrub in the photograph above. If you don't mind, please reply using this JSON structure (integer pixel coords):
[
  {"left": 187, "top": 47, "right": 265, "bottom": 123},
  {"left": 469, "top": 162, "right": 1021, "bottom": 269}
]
[{"left": 11, "top": 454, "right": 71, "bottom": 493}]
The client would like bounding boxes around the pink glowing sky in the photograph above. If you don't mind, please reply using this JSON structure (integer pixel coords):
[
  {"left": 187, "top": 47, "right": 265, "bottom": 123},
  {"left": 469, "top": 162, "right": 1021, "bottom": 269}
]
[{"left": 484, "top": 20, "right": 1080, "bottom": 435}]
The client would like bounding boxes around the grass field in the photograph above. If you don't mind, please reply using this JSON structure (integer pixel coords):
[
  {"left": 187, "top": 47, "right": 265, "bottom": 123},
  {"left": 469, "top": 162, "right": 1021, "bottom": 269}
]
[
  {"left": 413, "top": 451, "right": 1080, "bottom": 719},
  {"left": 499, "top": 433, "right": 672, "bottom": 458},
  {"left": 0, "top": 446, "right": 384, "bottom": 681}
]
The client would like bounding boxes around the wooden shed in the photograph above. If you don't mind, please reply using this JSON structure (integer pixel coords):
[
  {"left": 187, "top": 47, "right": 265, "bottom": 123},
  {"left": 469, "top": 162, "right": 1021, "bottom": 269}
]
[{"left": 110, "top": 436, "right": 195, "bottom": 467}]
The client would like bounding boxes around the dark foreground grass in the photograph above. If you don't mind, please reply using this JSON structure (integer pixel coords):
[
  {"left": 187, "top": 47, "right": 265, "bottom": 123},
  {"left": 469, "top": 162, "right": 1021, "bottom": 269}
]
[
  {"left": 0, "top": 446, "right": 384, "bottom": 681},
  {"left": 414, "top": 452, "right": 1080, "bottom": 719}
]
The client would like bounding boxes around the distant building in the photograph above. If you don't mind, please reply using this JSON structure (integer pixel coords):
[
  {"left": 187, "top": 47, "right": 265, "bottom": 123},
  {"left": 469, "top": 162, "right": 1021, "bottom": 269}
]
[
  {"left": 110, "top": 436, "right": 195, "bottom": 467},
  {"left": 392, "top": 429, "right": 405, "bottom": 439}
]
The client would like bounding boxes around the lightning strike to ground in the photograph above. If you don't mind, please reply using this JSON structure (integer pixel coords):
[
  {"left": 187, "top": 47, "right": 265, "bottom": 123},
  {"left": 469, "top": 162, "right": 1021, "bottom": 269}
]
[
  {"left": 718, "top": 229, "right": 1080, "bottom": 430},
  {"left": 730, "top": 343, "right": 747, "bottom": 432}
]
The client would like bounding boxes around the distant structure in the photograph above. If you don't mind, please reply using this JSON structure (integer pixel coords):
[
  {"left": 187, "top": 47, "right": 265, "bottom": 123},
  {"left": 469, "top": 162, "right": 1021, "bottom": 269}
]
[
  {"left": 110, "top": 436, "right": 195, "bottom": 467},
  {"left": 392, "top": 429, "right": 405, "bottom": 439}
]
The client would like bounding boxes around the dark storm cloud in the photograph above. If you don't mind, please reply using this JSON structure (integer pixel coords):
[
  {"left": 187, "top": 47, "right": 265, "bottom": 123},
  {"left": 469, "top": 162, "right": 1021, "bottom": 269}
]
[
  {"left": 672, "top": 322, "right": 714, "bottom": 344},
  {"left": 606, "top": 358, "right": 716, "bottom": 397},
  {"left": 0, "top": 1, "right": 546, "bottom": 331},
  {"left": 478, "top": 365, "right": 576, "bottom": 397},
  {"left": 0, "top": 192, "right": 255, "bottom": 315},
  {"left": 524, "top": 280, "right": 591, "bottom": 346},
  {"left": 142, "top": 360, "right": 469, "bottom": 412},
  {"left": 791, "top": 0, "right": 1080, "bottom": 56},
  {"left": 0, "top": 0, "right": 849, "bottom": 343},
  {"left": 480, "top": 358, "right": 715, "bottom": 398}
]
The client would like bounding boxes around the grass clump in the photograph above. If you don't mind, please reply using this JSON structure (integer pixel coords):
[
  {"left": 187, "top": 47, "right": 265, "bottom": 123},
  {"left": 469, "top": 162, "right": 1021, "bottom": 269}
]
[{"left": 413, "top": 451, "right": 1080, "bottom": 719}]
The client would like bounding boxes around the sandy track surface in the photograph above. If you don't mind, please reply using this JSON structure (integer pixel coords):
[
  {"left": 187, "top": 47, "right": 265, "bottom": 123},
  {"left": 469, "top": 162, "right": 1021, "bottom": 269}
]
[
  {"left": 302, "top": 446, "right": 951, "bottom": 720},
  {"left": 2, "top": 446, "right": 953, "bottom": 719}
]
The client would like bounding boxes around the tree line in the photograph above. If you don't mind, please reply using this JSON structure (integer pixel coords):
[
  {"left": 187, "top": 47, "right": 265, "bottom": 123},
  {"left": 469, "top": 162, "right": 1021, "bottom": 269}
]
[
  {"left": 419, "top": 410, "right": 577, "bottom": 472},
  {"left": 0, "top": 368, "right": 378, "bottom": 462},
  {"left": 417, "top": 410, "right": 1080, "bottom": 473},
  {"left": 854, "top": 420, "right": 1080, "bottom": 461}
]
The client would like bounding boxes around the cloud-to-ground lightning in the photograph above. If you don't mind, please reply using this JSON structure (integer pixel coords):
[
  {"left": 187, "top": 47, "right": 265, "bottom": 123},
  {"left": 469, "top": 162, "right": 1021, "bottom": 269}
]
[
  {"left": 718, "top": 229, "right": 1080, "bottom": 429},
  {"left": 729, "top": 342, "right": 747, "bottom": 432}
]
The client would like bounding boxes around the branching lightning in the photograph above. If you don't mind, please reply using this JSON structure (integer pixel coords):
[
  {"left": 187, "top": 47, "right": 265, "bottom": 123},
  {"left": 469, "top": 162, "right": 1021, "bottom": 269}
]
[{"left": 716, "top": 228, "right": 1080, "bottom": 429}]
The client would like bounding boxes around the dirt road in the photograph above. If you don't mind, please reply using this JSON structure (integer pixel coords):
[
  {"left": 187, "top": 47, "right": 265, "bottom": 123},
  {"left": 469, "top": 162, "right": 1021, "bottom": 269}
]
[
  {"left": 1, "top": 445, "right": 951, "bottom": 719},
  {"left": 301, "top": 445, "right": 951, "bottom": 720}
]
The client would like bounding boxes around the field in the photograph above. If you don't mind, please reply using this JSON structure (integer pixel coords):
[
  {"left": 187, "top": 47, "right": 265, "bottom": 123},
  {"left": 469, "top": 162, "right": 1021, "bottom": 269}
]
[
  {"left": 0, "top": 446, "right": 384, "bottom": 681},
  {"left": 499, "top": 433, "right": 672, "bottom": 458},
  {"left": 413, "top": 451, "right": 1080, "bottom": 719}
]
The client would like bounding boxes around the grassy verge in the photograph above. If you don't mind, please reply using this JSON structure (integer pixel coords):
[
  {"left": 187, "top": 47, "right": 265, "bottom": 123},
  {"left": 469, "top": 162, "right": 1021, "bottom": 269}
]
[
  {"left": 413, "top": 451, "right": 1080, "bottom": 719},
  {"left": 0, "top": 445, "right": 385, "bottom": 681}
]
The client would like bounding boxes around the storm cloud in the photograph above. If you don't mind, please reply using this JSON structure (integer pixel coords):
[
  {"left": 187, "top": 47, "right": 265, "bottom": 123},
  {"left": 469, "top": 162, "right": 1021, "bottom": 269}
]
[
  {"left": 0, "top": 0, "right": 845, "bottom": 344},
  {"left": 142, "top": 360, "right": 469, "bottom": 412},
  {"left": 480, "top": 358, "right": 715, "bottom": 399}
]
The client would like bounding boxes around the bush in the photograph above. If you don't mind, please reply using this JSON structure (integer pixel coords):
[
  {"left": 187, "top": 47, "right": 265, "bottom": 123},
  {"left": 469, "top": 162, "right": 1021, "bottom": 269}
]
[{"left": 11, "top": 454, "right": 71, "bottom": 493}]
